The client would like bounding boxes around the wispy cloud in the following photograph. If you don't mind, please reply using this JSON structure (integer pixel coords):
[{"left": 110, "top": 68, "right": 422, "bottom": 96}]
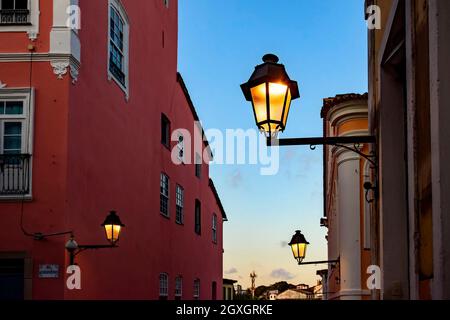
[
  {"left": 225, "top": 267, "right": 238, "bottom": 274},
  {"left": 227, "top": 169, "right": 243, "bottom": 188},
  {"left": 270, "top": 268, "right": 296, "bottom": 280}
]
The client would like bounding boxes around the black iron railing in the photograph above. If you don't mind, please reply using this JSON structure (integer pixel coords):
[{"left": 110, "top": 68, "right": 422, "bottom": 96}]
[
  {"left": 0, "top": 9, "right": 30, "bottom": 25},
  {"left": 0, "top": 154, "right": 31, "bottom": 196}
]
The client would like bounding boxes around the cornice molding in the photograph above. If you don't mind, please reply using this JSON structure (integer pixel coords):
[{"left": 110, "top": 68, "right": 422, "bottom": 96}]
[{"left": 0, "top": 52, "right": 80, "bottom": 83}]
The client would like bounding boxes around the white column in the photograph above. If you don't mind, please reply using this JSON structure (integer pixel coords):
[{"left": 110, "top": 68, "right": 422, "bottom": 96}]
[
  {"left": 336, "top": 149, "right": 361, "bottom": 300},
  {"left": 49, "top": 0, "right": 80, "bottom": 81}
]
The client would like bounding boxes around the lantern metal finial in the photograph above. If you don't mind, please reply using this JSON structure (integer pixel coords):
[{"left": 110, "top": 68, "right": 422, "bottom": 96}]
[{"left": 262, "top": 53, "right": 279, "bottom": 63}]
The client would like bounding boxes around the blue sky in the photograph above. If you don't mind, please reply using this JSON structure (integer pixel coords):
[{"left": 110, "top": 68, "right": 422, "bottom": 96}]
[{"left": 178, "top": 0, "right": 368, "bottom": 288}]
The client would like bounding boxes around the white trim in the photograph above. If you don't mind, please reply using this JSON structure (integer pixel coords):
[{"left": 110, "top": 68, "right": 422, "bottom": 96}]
[
  {"left": 49, "top": 0, "right": 81, "bottom": 82},
  {"left": 326, "top": 100, "right": 369, "bottom": 128},
  {"left": 108, "top": 0, "right": 129, "bottom": 100},
  {"left": 0, "top": 0, "right": 40, "bottom": 40}
]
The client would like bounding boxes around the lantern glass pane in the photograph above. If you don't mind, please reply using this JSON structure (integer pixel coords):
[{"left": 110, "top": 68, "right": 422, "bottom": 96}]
[
  {"left": 250, "top": 83, "right": 268, "bottom": 124},
  {"left": 105, "top": 224, "right": 121, "bottom": 243},
  {"left": 282, "top": 89, "right": 292, "bottom": 128},
  {"left": 268, "top": 83, "right": 288, "bottom": 124},
  {"left": 291, "top": 243, "right": 307, "bottom": 261}
]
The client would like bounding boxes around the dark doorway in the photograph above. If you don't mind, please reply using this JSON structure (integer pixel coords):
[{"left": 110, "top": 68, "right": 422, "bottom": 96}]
[{"left": 0, "top": 258, "right": 24, "bottom": 300}]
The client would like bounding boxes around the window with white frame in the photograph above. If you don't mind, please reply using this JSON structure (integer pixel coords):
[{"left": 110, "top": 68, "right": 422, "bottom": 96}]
[
  {"left": 175, "top": 276, "right": 182, "bottom": 300},
  {"left": 175, "top": 184, "right": 184, "bottom": 224},
  {"left": 159, "top": 273, "right": 168, "bottom": 300},
  {"left": 0, "top": 0, "right": 39, "bottom": 39},
  {"left": 0, "top": 0, "right": 29, "bottom": 25},
  {"left": 163, "top": 0, "right": 169, "bottom": 9},
  {"left": 160, "top": 173, "right": 169, "bottom": 217},
  {"left": 212, "top": 213, "right": 217, "bottom": 244},
  {"left": 108, "top": 0, "right": 129, "bottom": 97},
  {"left": 193, "top": 278, "right": 200, "bottom": 300},
  {"left": 0, "top": 89, "right": 33, "bottom": 197}
]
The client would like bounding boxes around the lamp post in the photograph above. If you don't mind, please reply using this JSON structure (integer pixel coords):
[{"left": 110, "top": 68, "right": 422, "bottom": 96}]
[
  {"left": 289, "top": 230, "right": 339, "bottom": 266},
  {"left": 65, "top": 210, "right": 125, "bottom": 265},
  {"left": 240, "top": 54, "right": 377, "bottom": 167}
]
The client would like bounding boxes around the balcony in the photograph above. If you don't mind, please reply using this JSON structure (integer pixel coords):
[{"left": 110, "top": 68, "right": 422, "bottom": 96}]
[
  {"left": 0, "top": 154, "right": 31, "bottom": 196},
  {"left": 0, "top": 9, "right": 30, "bottom": 25}
]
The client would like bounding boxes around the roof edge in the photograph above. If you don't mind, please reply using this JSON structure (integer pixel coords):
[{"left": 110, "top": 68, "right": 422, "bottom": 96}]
[{"left": 209, "top": 178, "right": 228, "bottom": 221}]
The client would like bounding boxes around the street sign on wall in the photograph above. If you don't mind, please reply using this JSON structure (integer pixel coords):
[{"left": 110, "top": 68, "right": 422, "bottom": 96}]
[{"left": 38, "top": 264, "right": 59, "bottom": 279}]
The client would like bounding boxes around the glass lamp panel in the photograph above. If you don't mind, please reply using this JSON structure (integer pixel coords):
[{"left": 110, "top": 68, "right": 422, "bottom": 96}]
[
  {"left": 250, "top": 83, "right": 268, "bottom": 124},
  {"left": 105, "top": 225, "right": 121, "bottom": 242},
  {"left": 282, "top": 89, "right": 292, "bottom": 128},
  {"left": 291, "top": 243, "right": 300, "bottom": 259},
  {"left": 268, "top": 83, "right": 288, "bottom": 124},
  {"left": 291, "top": 243, "right": 307, "bottom": 261}
]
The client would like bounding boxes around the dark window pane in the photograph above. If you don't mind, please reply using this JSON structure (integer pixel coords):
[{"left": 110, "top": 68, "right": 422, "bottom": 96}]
[
  {"left": 4, "top": 122, "right": 22, "bottom": 135},
  {"left": 195, "top": 200, "right": 201, "bottom": 235},
  {"left": 0, "top": 102, "right": 5, "bottom": 114},
  {"left": 161, "top": 115, "right": 170, "bottom": 147},
  {"left": 15, "top": 0, "right": 28, "bottom": 9},
  {"left": 4, "top": 136, "right": 21, "bottom": 150},
  {"left": 5, "top": 101, "right": 23, "bottom": 115},
  {"left": 2, "top": 0, "right": 14, "bottom": 10}
]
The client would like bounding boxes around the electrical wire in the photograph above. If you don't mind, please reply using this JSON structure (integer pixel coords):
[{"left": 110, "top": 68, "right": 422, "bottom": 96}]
[{"left": 19, "top": 46, "right": 34, "bottom": 238}]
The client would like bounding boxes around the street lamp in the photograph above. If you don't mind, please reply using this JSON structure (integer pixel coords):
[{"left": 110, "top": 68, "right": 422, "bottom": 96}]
[
  {"left": 241, "top": 54, "right": 377, "bottom": 168},
  {"left": 288, "top": 230, "right": 339, "bottom": 266},
  {"left": 101, "top": 210, "right": 125, "bottom": 244},
  {"left": 240, "top": 54, "right": 300, "bottom": 137},
  {"left": 65, "top": 210, "right": 125, "bottom": 265},
  {"left": 289, "top": 230, "right": 309, "bottom": 264}
]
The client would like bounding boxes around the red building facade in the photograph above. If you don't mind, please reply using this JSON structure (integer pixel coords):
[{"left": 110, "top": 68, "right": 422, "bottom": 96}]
[{"left": 0, "top": 0, "right": 226, "bottom": 300}]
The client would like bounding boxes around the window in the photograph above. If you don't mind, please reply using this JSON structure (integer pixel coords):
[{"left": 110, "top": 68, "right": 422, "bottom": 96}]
[
  {"left": 160, "top": 173, "right": 169, "bottom": 217},
  {"left": 176, "top": 134, "right": 184, "bottom": 162},
  {"left": 175, "top": 276, "right": 182, "bottom": 300},
  {"left": 0, "top": 0, "right": 38, "bottom": 40},
  {"left": 0, "top": 89, "right": 33, "bottom": 197},
  {"left": 193, "top": 278, "right": 200, "bottom": 300},
  {"left": 108, "top": 0, "right": 129, "bottom": 97},
  {"left": 175, "top": 185, "right": 184, "bottom": 224},
  {"left": 0, "top": 0, "right": 29, "bottom": 25},
  {"left": 212, "top": 214, "right": 217, "bottom": 244},
  {"left": 159, "top": 273, "right": 168, "bottom": 300},
  {"left": 195, "top": 200, "right": 201, "bottom": 235},
  {"left": 161, "top": 114, "right": 170, "bottom": 148},
  {"left": 163, "top": 0, "right": 169, "bottom": 8},
  {"left": 195, "top": 153, "right": 201, "bottom": 178}
]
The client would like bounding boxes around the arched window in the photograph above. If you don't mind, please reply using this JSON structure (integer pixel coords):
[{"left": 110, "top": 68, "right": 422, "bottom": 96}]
[
  {"left": 108, "top": 0, "right": 129, "bottom": 99},
  {"left": 159, "top": 273, "right": 168, "bottom": 300}
]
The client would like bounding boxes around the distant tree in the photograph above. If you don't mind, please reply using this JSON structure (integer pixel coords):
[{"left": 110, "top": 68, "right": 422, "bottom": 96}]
[{"left": 255, "top": 285, "right": 268, "bottom": 298}]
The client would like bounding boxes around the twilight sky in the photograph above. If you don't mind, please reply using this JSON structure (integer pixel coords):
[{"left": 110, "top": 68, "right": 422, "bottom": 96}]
[{"left": 178, "top": 0, "right": 368, "bottom": 289}]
